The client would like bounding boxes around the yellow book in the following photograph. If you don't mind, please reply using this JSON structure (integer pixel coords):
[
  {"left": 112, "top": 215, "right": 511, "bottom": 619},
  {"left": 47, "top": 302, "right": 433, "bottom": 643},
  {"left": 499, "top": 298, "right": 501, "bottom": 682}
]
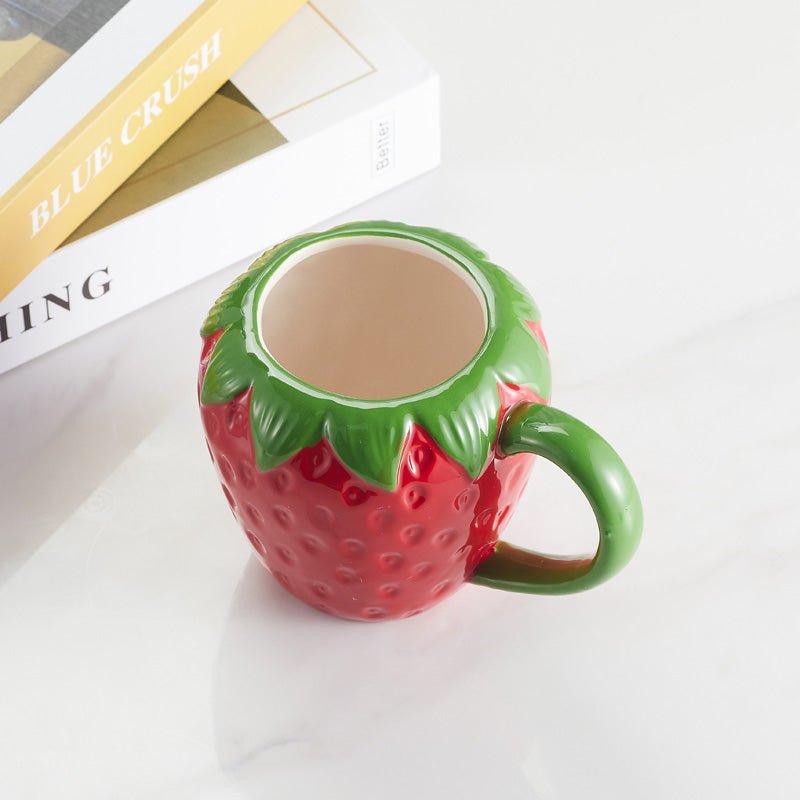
[{"left": 0, "top": 0, "right": 306, "bottom": 300}]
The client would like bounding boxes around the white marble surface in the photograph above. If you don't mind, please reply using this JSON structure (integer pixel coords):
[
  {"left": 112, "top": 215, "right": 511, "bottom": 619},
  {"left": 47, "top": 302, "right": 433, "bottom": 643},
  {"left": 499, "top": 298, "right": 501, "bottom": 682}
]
[{"left": 2, "top": 1, "right": 800, "bottom": 797}]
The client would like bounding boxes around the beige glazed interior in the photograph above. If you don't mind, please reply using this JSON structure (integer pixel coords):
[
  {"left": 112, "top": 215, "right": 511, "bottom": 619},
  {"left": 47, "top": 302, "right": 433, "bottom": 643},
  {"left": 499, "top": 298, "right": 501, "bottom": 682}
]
[{"left": 259, "top": 236, "right": 487, "bottom": 400}]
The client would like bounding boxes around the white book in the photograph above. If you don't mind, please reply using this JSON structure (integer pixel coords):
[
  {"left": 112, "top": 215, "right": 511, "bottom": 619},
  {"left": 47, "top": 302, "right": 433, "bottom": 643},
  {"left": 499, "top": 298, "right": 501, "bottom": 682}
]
[{"left": 0, "top": 0, "right": 440, "bottom": 375}]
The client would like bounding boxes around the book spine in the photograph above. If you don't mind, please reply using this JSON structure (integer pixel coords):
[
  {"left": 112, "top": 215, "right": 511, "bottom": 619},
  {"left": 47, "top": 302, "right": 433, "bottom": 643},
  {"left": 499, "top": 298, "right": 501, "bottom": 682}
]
[
  {"left": 0, "top": 0, "right": 306, "bottom": 302},
  {"left": 0, "top": 74, "right": 441, "bottom": 375}
]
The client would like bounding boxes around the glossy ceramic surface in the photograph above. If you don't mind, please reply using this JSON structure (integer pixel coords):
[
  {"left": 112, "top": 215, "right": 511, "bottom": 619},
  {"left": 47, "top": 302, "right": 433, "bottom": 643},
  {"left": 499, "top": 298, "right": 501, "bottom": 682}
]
[{"left": 198, "top": 221, "right": 642, "bottom": 620}]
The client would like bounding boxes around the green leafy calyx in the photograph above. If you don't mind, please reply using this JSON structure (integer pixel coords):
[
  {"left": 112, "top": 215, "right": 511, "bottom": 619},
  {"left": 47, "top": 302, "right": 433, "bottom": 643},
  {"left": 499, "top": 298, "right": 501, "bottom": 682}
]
[{"left": 200, "top": 221, "right": 550, "bottom": 489}]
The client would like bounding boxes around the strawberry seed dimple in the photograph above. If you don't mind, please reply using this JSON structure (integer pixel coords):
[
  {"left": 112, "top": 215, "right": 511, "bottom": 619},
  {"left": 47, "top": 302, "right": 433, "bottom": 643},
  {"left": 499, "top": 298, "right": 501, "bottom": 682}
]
[
  {"left": 339, "top": 538, "right": 366, "bottom": 558},
  {"left": 454, "top": 487, "right": 478, "bottom": 512},
  {"left": 413, "top": 444, "right": 432, "bottom": 466},
  {"left": 245, "top": 503, "right": 264, "bottom": 524},
  {"left": 204, "top": 413, "right": 219, "bottom": 438},
  {"left": 270, "top": 468, "right": 293, "bottom": 494},
  {"left": 239, "top": 461, "right": 255, "bottom": 488},
  {"left": 404, "top": 483, "right": 426, "bottom": 510},
  {"left": 342, "top": 483, "right": 371, "bottom": 507},
  {"left": 334, "top": 566, "right": 359, "bottom": 585},
  {"left": 222, "top": 485, "right": 236, "bottom": 508},
  {"left": 474, "top": 508, "right": 494, "bottom": 529},
  {"left": 226, "top": 404, "right": 248, "bottom": 437},
  {"left": 311, "top": 581, "right": 332, "bottom": 598},
  {"left": 378, "top": 552, "right": 404, "bottom": 572},
  {"left": 368, "top": 506, "right": 394, "bottom": 533},
  {"left": 218, "top": 455, "right": 236, "bottom": 484},
  {"left": 309, "top": 447, "right": 332, "bottom": 480},
  {"left": 246, "top": 530, "right": 266, "bottom": 558},
  {"left": 276, "top": 545, "right": 296, "bottom": 565},
  {"left": 407, "top": 444, "right": 433, "bottom": 478},
  {"left": 453, "top": 544, "right": 472, "bottom": 561},
  {"left": 400, "top": 524, "right": 424, "bottom": 546},
  {"left": 272, "top": 505, "right": 294, "bottom": 529},
  {"left": 432, "top": 580, "right": 452, "bottom": 597},
  {"left": 410, "top": 561, "right": 433, "bottom": 579},
  {"left": 301, "top": 534, "right": 324, "bottom": 555},
  {"left": 433, "top": 528, "right": 457, "bottom": 548}
]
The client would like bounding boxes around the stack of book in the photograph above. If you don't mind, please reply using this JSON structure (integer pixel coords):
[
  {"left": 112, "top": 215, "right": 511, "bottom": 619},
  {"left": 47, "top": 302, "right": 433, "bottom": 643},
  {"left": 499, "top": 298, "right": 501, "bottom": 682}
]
[{"left": 0, "top": 0, "right": 440, "bottom": 374}]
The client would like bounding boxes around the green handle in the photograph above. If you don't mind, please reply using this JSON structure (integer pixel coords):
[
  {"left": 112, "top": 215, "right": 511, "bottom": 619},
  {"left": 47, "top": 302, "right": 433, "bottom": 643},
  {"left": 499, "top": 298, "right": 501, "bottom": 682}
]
[{"left": 470, "top": 403, "right": 643, "bottom": 594}]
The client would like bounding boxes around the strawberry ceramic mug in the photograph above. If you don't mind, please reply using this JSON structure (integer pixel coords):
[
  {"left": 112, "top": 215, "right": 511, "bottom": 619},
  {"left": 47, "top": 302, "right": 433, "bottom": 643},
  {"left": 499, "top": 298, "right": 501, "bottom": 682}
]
[{"left": 198, "top": 221, "right": 642, "bottom": 621}]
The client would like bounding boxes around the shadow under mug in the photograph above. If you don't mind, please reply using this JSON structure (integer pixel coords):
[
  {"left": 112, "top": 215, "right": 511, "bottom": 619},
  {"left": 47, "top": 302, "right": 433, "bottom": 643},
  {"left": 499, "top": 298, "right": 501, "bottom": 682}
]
[{"left": 198, "top": 221, "right": 643, "bottom": 621}]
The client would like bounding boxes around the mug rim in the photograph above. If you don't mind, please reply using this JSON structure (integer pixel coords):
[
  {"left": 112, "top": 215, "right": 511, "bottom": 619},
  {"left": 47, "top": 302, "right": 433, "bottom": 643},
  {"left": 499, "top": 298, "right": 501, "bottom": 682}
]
[{"left": 241, "top": 226, "right": 498, "bottom": 407}]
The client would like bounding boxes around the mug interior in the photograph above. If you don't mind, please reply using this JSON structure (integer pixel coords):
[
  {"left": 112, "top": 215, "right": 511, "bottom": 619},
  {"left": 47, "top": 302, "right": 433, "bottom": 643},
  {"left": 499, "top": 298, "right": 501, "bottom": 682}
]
[{"left": 258, "top": 236, "right": 487, "bottom": 400}]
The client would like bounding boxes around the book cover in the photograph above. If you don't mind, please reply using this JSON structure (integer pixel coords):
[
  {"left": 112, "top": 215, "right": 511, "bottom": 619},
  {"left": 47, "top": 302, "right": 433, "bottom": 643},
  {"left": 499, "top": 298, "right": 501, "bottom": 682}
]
[{"left": 0, "top": 0, "right": 307, "bottom": 300}]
